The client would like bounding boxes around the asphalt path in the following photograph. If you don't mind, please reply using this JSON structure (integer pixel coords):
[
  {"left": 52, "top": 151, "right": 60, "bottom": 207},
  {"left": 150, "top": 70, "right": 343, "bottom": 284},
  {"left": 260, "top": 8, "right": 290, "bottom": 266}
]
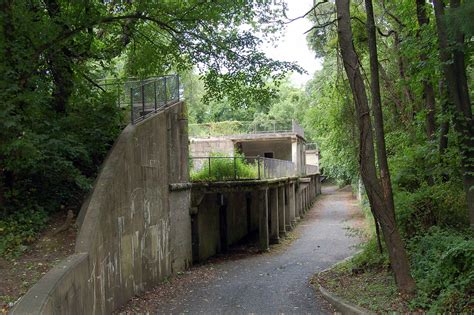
[{"left": 121, "top": 185, "right": 363, "bottom": 314}]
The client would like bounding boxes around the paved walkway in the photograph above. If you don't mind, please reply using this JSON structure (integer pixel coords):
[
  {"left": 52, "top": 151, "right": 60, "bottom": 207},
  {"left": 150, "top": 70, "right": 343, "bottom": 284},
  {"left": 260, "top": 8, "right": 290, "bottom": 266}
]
[{"left": 120, "top": 185, "right": 363, "bottom": 314}]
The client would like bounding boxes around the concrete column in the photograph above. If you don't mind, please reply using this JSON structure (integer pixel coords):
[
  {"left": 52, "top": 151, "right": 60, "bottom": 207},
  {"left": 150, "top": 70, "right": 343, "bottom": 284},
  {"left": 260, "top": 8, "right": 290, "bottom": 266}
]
[
  {"left": 289, "top": 183, "right": 296, "bottom": 227},
  {"left": 269, "top": 187, "right": 279, "bottom": 244},
  {"left": 317, "top": 175, "right": 321, "bottom": 194},
  {"left": 291, "top": 139, "right": 298, "bottom": 173},
  {"left": 278, "top": 186, "right": 286, "bottom": 237},
  {"left": 303, "top": 188, "right": 307, "bottom": 213},
  {"left": 285, "top": 184, "right": 291, "bottom": 230},
  {"left": 258, "top": 189, "right": 269, "bottom": 251},
  {"left": 295, "top": 184, "right": 301, "bottom": 220}
]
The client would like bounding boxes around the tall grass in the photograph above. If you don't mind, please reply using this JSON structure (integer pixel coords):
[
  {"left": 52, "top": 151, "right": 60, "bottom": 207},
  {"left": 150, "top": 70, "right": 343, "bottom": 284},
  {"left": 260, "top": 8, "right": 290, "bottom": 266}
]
[{"left": 190, "top": 153, "right": 258, "bottom": 181}]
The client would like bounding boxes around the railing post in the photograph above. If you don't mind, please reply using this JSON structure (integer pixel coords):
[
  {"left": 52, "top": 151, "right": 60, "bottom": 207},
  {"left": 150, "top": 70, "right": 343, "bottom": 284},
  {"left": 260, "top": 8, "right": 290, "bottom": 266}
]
[
  {"left": 177, "top": 75, "right": 180, "bottom": 101},
  {"left": 208, "top": 156, "right": 211, "bottom": 178},
  {"left": 130, "top": 87, "right": 134, "bottom": 124},
  {"left": 153, "top": 81, "right": 157, "bottom": 111},
  {"left": 257, "top": 156, "right": 261, "bottom": 180},
  {"left": 234, "top": 156, "right": 237, "bottom": 180},
  {"left": 164, "top": 76, "right": 168, "bottom": 105},
  {"left": 141, "top": 84, "right": 145, "bottom": 118}
]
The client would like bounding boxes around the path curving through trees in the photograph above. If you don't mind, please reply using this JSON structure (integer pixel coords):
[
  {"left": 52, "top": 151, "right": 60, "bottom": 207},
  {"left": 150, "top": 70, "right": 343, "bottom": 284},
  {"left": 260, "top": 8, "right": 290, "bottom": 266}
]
[{"left": 119, "top": 185, "right": 363, "bottom": 314}]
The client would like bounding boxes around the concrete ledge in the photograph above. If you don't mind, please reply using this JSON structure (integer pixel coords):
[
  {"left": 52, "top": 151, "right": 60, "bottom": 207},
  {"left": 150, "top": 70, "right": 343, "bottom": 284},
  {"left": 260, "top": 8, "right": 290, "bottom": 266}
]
[
  {"left": 319, "top": 285, "right": 374, "bottom": 315},
  {"left": 190, "top": 177, "right": 299, "bottom": 193},
  {"left": 169, "top": 182, "right": 193, "bottom": 191},
  {"left": 11, "top": 253, "right": 89, "bottom": 314}
]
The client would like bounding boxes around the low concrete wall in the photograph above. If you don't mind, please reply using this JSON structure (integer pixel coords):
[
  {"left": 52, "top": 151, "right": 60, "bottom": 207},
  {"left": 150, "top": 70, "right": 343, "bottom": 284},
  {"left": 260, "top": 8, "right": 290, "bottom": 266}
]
[
  {"left": 191, "top": 174, "right": 320, "bottom": 262},
  {"left": 12, "top": 102, "right": 192, "bottom": 314}
]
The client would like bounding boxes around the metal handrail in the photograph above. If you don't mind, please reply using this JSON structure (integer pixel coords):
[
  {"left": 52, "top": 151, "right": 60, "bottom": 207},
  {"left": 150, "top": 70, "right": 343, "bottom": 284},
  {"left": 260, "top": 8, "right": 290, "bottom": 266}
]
[
  {"left": 188, "top": 119, "right": 304, "bottom": 138},
  {"left": 97, "top": 75, "right": 180, "bottom": 124},
  {"left": 189, "top": 156, "right": 297, "bottom": 181},
  {"left": 130, "top": 75, "right": 180, "bottom": 124}
]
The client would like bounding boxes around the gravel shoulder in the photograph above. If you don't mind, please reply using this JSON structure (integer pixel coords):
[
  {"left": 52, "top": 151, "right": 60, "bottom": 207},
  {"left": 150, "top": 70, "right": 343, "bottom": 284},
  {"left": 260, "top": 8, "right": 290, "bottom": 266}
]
[{"left": 118, "top": 185, "right": 363, "bottom": 314}]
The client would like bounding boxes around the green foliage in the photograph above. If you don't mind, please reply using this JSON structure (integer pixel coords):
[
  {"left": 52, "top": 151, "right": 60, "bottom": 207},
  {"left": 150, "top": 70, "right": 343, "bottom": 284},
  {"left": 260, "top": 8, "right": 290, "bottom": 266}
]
[
  {"left": 0, "top": 207, "right": 49, "bottom": 257},
  {"left": 190, "top": 153, "right": 258, "bottom": 181},
  {"left": 408, "top": 227, "right": 474, "bottom": 312},
  {"left": 396, "top": 183, "right": 468, "bottom": 237},
  {"left": 350, "top": 238, "right": 390, "bottom": 271},
  {"left": 303, "top": 56, "right": 358, "bottom": 181},
  {"left": 0, "top": 1, "right": 300, "bottom": 256}
]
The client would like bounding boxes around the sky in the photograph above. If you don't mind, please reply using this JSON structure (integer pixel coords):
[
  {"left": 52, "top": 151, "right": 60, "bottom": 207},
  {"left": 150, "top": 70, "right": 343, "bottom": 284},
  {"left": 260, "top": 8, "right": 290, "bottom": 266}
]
[{"left": 261, "top": 0, "right": 323, "bottom": 87}]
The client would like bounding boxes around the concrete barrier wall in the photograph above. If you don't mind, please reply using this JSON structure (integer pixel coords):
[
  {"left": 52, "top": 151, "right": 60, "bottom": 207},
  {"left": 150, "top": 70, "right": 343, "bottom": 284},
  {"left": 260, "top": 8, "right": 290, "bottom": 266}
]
[
  {"left": 12, "top": 102, "right": 192, "bottom": 314},
  {"left": 192, "top": 174, "right": 320, "bottom": 262}
]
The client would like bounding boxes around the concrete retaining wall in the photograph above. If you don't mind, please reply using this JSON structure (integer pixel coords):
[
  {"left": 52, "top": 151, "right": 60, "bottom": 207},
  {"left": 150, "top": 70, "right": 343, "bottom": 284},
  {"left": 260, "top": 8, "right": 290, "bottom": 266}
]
[
  {"left": 191, "top": 174, "right": 320, "bottom": 261},
  {"left": 12, "top": 102, "right": 192, "bottom": 314}
]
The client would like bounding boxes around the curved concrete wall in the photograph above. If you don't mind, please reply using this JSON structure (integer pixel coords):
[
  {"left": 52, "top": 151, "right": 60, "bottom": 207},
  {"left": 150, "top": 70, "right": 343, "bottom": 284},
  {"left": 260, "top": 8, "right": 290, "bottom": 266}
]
[{"left": 12, "top": 102, "right": 192, "bottom": 314}]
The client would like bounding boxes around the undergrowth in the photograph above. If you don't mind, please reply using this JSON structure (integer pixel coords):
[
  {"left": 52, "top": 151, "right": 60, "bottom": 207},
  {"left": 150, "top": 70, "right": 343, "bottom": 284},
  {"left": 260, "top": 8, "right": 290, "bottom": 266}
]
[
  {"left": 347, "top": 177, "right": 473, "bottom": 313},
  {"left": 190, "top": 152, "right": 258, "bottom": 181}
]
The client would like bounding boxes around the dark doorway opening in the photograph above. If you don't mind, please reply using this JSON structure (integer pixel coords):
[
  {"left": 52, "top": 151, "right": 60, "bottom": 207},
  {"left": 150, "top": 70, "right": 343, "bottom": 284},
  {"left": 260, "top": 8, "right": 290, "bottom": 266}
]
[{"left": 264, "top": 152, "right": 274, "bottom": 158}]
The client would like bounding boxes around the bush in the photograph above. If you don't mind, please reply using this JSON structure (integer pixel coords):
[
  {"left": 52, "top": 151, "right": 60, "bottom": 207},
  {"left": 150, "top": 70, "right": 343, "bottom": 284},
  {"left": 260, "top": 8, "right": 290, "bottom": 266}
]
[
  {"left": 0, "top": 83, "right": 123, "bottom": 258},
  {"left": 349, "top": 237, "right": 390, "bottom": 271},
  {"left": 395, "top": 182, "right": 468, "bottom": 237},
  {"left": 0, "top": 206, "right": 49, "bottom": 257},
  {"left": 190, "top": 153, "right": 258, "bottom": 181},
  {"left": 408, "top": 227, "right": 474, "bottom": 312}
]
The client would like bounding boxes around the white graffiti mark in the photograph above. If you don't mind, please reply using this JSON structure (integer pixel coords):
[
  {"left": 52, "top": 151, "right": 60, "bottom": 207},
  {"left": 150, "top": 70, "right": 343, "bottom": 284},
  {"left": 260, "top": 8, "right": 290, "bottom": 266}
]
[
  {"left": 144, "top": 199, "right": 151, "bottom": 226},
  {"left": 130, "top": 188, "right": 144, "bottom": 219}
]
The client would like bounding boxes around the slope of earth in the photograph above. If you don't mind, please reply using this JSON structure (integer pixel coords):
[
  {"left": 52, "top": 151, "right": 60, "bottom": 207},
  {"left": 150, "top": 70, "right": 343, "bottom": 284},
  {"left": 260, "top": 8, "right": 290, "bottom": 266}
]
[{"left": 0, "top": 212, "right": 77, "bottom": 314}]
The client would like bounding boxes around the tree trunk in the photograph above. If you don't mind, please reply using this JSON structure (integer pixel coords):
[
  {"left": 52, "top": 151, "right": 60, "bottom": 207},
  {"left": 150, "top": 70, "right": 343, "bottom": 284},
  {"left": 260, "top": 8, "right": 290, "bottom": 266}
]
[
  {"left": 415, "top": 0, "right": 436, "bottom": 139},
  {"left": 393, "top": 32, "right": 415, "bottom": 121},
  {"left": 45, "top": 0, "right": 74, "bottom": 114},
  {"left": 438, "top": 80, "right": 449, "bottom": 155},
  {"left": 335, "top": 0, "right": 416, "bottom": 294},
  {"left": 433, "top": 0, "right": 474, "bottom": 226}
]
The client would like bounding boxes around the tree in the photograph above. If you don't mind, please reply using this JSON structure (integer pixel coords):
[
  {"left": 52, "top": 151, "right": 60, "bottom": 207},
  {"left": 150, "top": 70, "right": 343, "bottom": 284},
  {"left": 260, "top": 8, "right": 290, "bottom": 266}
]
[
  {"left": 0, "top": 1, "right": 300, "bottom": 255},
  {"left": 415, "top": 0, "right": 437, "bottom": 139},
  {"left": 335, "top": 0, "right": 416, "bottom": 294},
  {"left": 432, "top": 0, "right": 474, "bottom": 226}
]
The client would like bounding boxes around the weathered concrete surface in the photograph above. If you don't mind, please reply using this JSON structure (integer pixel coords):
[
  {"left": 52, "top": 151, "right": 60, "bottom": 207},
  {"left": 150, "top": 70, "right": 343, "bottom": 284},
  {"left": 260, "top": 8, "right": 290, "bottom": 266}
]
[
  {"left": 239, "top": 138, "right": 292, "bottom": 160},
  {"left": 12, "top": 102, "right": 192, "bottom": 315},
  {"left": 191, "top": 175, "right": 319, "bottom": 262},
  {"left": 123, "top": 185, "right": 362, "bottom": 313}
]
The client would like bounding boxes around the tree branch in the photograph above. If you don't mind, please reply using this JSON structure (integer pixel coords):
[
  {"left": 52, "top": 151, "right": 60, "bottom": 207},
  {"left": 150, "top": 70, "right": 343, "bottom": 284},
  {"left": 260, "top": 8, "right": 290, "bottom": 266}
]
[
  {"left": 304, "top": 18, "right": 339, "bottom": 34},
  {"left": 284, "top": 0, "right": 328, "bottom": 24}
]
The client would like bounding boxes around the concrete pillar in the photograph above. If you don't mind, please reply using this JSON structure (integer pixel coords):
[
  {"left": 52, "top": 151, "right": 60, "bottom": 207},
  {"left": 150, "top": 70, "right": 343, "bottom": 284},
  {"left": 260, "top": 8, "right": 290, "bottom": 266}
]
[
  {"left": 295, "top": 184, "right": 301, "bottom": 220},
  {"left": 278, "top": 186, "right": 286, "bottom": 237},
  {"left": 289, "top": 183, "right": 296, "bottom": 227},
  {"left": 269, "top": 187, "right": 279, "bottom": 244},
  {"left": 291, "top": 139, "right": 298, "bottom": 173},
  {"left": 303, "top": 188, "right": 307, "bottom": 212},
  {"left": 308, "top": 186, "right": 311, "bottom": 206},
  {"left": 285, "top": 184, "right": 291, "bottom": 230},
  {"left": 258, "top": 189, "right": 269, "bottom": 251}
]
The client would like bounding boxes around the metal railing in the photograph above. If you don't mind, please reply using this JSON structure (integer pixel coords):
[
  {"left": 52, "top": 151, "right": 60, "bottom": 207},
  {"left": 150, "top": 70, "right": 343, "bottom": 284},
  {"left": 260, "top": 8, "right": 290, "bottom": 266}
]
[
  {"left": 306, "top": 164, "right": 319, "bottom": 175},
  {"left": 189, "top": 156, "right": 297, "bottom": 181},
  {"left": 189, "top": 120, "right": 304, "bottom": 138},
  {"left": 130, "top": 75, "right": 180, "bottom": 124},
  {"left": 97, "top": 75, "right": 180, "bottom": 123}
]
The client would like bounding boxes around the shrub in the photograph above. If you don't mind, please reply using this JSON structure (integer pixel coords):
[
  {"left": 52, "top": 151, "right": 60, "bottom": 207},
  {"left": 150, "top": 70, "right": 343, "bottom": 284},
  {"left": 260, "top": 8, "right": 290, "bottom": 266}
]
[
  {"left": 0, "top": 206, "right": 49, "bottom": 257},
  {"left": 190, "top": 153, "right": 258, "bottom": 181},
  {"left": 408, "top": 227, "right": 474, "bottom": 312},
  {"left": 349, "top": 237, "right": 390, "bottom": 271},
  {"left": 395, "top": 182, "right": 468, "bottom": 237},
  {"left": 0, "top": 84, "right": 123, "bottom": 258}
]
